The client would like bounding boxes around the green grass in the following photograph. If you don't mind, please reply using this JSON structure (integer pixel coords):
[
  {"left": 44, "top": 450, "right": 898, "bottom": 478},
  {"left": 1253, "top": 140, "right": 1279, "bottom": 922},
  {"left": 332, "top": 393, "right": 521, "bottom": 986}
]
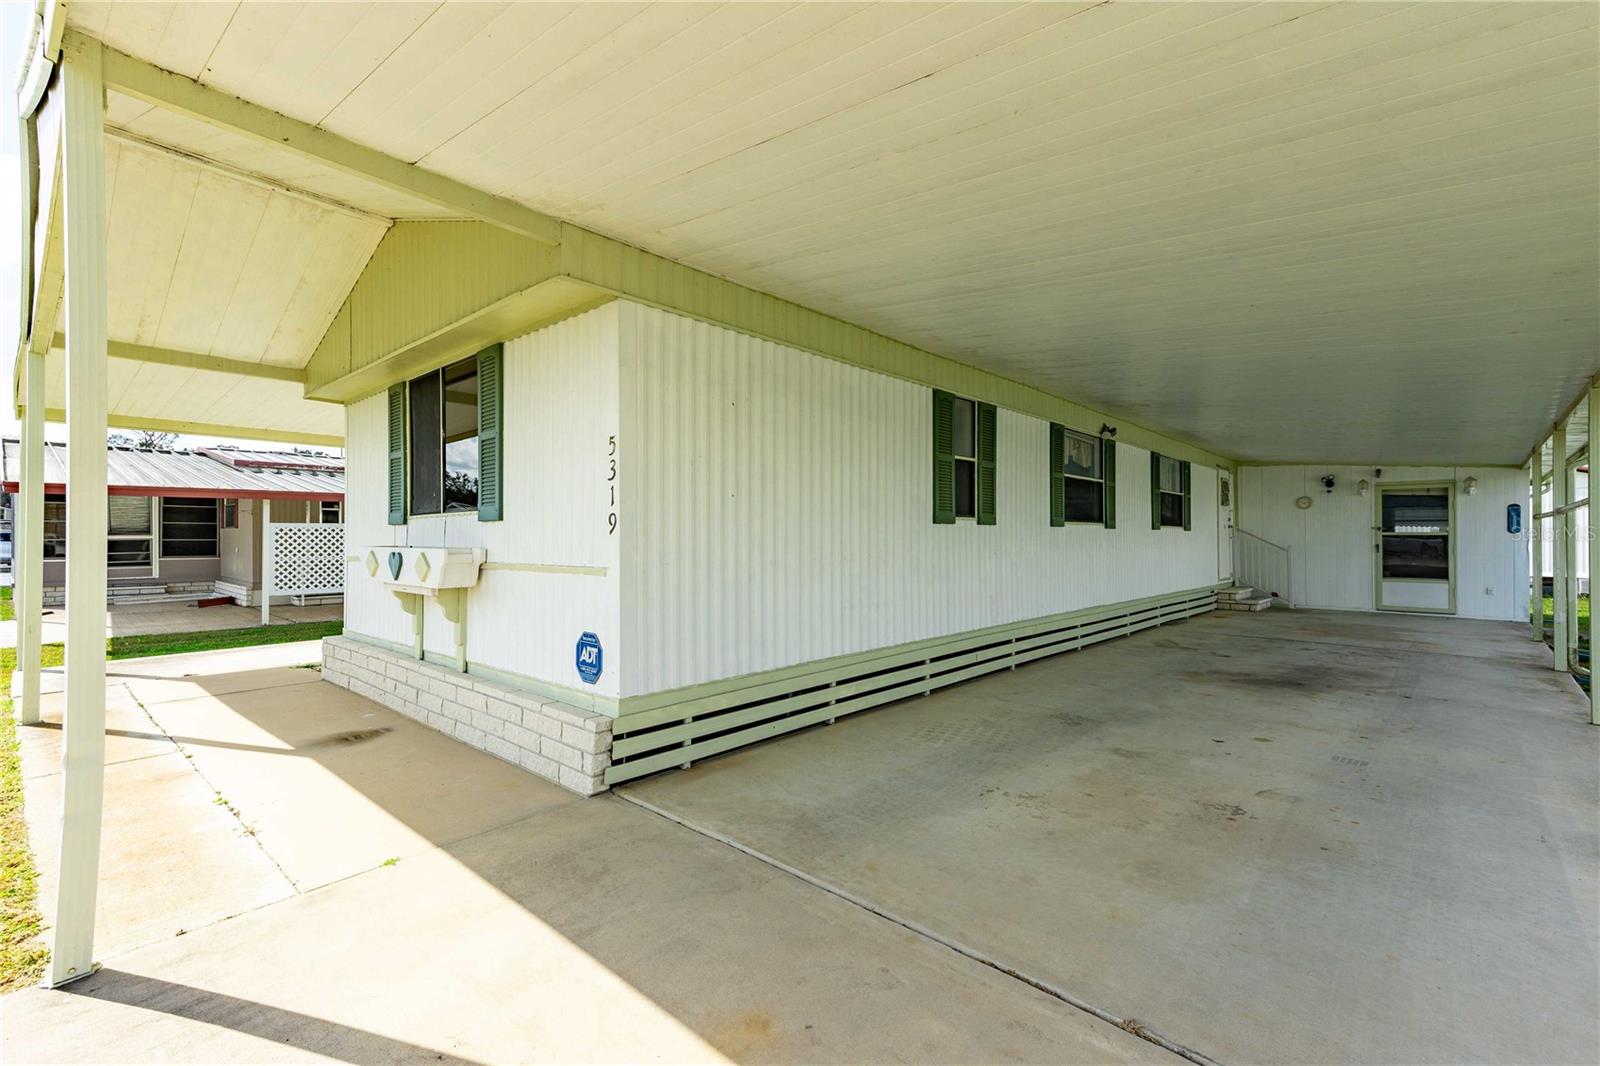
[
  {"left": 0, "top": 643, "right": 61, "bottom": 992},
  {"left": 1540, "top": 594, "right": 1591, "bottom": 634},
  {"left": 101, "top": 620, "right": 342, "bottom": 661},
  {"left": 0, "top": 586, "right": 12, "bottom": 624},
  {"left": 0, "top": 619, "right": 340, "bottom": 990}
]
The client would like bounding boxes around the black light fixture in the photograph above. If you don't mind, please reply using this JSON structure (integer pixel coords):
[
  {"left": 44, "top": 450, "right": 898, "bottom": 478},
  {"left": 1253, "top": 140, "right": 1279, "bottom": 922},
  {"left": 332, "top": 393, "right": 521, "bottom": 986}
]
[
  {"left": 1320, "top": 474, "right": 1336, "bottom": 493},
  {"left": 1099, "top": 423, "right": 1117, "bottom": 438}
]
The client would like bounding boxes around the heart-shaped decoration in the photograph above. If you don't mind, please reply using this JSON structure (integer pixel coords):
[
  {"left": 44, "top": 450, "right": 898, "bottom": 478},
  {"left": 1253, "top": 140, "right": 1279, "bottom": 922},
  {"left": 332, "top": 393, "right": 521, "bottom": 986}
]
[{"left": 388, "top": 551, "right": 403, "bottom": 579}]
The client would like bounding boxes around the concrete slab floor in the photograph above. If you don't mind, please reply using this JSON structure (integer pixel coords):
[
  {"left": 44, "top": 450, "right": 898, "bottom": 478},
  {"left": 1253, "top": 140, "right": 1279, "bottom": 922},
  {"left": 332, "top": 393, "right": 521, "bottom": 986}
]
[
  {"left": 4, "top": 641, "right": 1171, "bottom": 1065},
  {"left": 624, "top": 608, "right": 1600, "bottom": 1065}
]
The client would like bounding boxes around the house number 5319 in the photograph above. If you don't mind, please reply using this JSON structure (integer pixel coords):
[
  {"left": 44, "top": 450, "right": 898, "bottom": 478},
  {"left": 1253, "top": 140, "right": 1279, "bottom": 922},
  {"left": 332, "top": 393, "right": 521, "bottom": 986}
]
[{"left": 607, "top": 435, "right": 618, "bottom": 535}]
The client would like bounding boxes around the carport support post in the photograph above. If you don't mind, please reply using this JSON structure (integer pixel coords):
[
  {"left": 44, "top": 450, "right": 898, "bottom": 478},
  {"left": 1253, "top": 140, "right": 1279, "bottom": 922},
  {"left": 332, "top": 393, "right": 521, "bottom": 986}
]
[
  {"left": 1552, "top": 418, "right": 1570, "bottom": 674},
  {"left": 16, "top": 349, "right": 46, "bottom": 725},
  {"left": 1529, "top": 448, "right": 1543, "bottom": 641},
  {"left": 1590, "top": 375, "right": 1599, "bottom": 725},
  {"left": 49, "top": 34, "right": 109, "bottom": 989},
  {"left": 260, "top": 498, "right": 272, "bottom": 624}
]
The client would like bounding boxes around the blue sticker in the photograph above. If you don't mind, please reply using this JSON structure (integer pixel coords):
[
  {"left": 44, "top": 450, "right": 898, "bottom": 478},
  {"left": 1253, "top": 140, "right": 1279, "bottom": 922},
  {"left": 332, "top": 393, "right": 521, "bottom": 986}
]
[{"left": 575, "top": 632, "right": 603, "bottom": 685}]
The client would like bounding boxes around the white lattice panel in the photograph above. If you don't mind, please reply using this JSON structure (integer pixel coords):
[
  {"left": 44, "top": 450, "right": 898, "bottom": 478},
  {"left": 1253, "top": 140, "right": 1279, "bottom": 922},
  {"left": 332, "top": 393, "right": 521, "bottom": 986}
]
[{"left": 270, "top": 522, "right": 345, "bottom": 594}]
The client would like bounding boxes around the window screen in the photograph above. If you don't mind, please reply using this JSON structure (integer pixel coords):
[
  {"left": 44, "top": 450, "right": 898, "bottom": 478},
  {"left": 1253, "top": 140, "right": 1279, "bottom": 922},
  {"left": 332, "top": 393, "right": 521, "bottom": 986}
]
[
  {"left": 109, "top": 496, "right": 153, "bottom": 568},
  {"left": 1381, "top": 489, "right": 1449, "bottom": 579},
  {"left": 160, "top": 498, "right": 219, "bottom": 557}
]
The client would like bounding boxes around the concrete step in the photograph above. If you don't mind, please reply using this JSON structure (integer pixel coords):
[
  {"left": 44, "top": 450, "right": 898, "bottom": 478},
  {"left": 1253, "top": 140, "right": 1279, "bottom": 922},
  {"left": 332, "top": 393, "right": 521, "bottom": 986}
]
[
  {"left": 1217, "top": 585, "right": 1263, "bottom": 601},
  {"left": 1218, "top": 593, "right": 1273, "bottom": 612}
]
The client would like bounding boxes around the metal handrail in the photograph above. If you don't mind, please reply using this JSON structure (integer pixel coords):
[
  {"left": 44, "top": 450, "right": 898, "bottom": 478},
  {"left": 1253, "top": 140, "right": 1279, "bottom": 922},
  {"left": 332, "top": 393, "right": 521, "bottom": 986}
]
[
  {"left": 1234, "top": 528, "right": 1290, "bottom": 555},
  {"left": 1233, "top": 527, "right": 1292, "bottom": 604}
]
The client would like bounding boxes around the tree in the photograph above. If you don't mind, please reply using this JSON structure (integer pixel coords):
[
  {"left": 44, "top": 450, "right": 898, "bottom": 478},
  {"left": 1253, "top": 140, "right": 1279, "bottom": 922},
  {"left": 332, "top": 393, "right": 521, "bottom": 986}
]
[{"left": 108, "top": 430, "right": 179, "bottom": 450}]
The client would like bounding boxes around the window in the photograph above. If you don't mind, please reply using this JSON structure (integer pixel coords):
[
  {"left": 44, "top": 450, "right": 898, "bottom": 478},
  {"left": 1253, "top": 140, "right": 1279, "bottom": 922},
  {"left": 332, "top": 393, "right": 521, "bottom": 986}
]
[
  {"left": 932, "top": 391, "right": 996, "bottom": 524},
  {"left": 161, "top": 498, "right": 219, "bottom": 557},
  {"left": 108, "top": 496, "right": 154, "bottom": 568},
  {"left": 222, "top": 499, "right": 239, "bottom": 529},
  {"left": 953, "top": 397, "right": 977, "bottom": 518},
  {"left": 1151, "top": 453, "right": 1190, "bottom": 529},
  {"left": 409, "top": 356, "right": 479, "bottom": 515},
  {"left": 320, "top": 500, "right": 342, "bottom": 523},
  {"left": 389, "top": 345, "right": 502, "bottom": 525},
  {"left": 1381, "top": 489, "right": 1449, "bottom": 580},
  {"left": 43, "top": 493, "right": 65, "bottom": 559},
  {"left": 1062, "top": 429, "right": 1103, "bottom": 524}
]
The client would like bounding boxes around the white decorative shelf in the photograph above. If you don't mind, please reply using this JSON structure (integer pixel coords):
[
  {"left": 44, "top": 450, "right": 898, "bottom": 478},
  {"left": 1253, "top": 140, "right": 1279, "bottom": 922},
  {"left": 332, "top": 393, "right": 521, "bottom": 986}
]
[{"left": 366, "top": 546, "right": 486, "bottom": 596}]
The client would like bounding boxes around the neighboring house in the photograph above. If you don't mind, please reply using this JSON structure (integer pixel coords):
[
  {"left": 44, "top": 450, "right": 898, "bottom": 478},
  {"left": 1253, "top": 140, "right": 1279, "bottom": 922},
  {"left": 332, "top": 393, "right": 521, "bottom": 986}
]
[{"left": 0, "top": 441, "right": 344, "bottom": 607}]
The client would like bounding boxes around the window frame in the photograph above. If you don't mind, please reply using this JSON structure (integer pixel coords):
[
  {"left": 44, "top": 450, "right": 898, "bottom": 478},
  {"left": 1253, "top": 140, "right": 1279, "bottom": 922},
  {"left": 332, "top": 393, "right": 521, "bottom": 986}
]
[
  {"left": 221, "top": 498, "right": 239, "bottom": 529},
  {"left": 952, "top": 396, "right": 978, "bottom": 521},
  {"left": 108, "top": 495, "right": 156, "bottom": 569},
  {"left": 407, "top": 355, "right": 481, "bottom": 518},
  {"left": 159, "top": 497, "right": 221, "bottom": 559},
  {"left": 1061, "top": 427, "right": 1105, "bottom": 525},
  {"left": 1157, "top": 455, "right": 1186, "bottom": 529},
  {"left": 320, "top": 500, "right": 343, "bottom": 524}
]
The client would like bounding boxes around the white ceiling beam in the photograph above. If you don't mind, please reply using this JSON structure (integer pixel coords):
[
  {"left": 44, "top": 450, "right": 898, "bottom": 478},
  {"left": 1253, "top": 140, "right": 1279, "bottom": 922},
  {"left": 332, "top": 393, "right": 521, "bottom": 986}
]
[
  {"left": 77, "top": 29, "right": 561, "bottom": 246},
  {"left": 42, "top": 408, "right": 342, "bottom": 448},
  {"left": 50, "top": 332, "right": 308, "bottom": 383}
]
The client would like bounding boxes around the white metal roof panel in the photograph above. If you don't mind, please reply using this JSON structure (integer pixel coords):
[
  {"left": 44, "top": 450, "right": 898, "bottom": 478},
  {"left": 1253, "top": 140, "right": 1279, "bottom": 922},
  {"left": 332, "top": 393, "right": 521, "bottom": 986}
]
[{"left": 1, "top": 440, "right": 345, "bottom": 497}]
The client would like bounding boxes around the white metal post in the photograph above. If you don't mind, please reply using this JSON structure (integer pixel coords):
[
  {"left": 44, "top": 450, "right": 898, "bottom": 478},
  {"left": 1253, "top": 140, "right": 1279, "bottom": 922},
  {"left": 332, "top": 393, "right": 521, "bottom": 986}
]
[
  {"left": 260, "top": 498, "right": 272, "bottom": 625},
  {"left": 1552, "top": 418, "right": 1569, "bottom": 674},
  {"left": 1530, "top": 448, "right": 1543, "bottom": 641},
  {"left": 50, "top": 34, "right": 109, "bottom": 989},
  {"left": 1589, "top": 378, "right": 1599, "bottom": 724},
  {"left": 17, "top": 349, "right": 45, "bottom": 725}
]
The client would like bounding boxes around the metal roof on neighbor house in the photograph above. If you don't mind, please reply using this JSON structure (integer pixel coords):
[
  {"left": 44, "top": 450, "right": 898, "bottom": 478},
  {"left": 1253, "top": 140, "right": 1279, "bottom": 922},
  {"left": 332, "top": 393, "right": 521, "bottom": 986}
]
[{"left": 0, "top": 440, "right": 344, "bottom": 499}]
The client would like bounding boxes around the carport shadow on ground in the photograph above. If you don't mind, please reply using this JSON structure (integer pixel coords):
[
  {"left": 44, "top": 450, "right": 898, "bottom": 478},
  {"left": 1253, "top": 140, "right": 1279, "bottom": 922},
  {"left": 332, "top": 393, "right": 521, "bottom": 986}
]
[
  {"left": 9, "top": 642, "right": 1166, "bottom": 1065},
  {"left": 10, "top": 612, "right": 1598, "bottom": 1064}
]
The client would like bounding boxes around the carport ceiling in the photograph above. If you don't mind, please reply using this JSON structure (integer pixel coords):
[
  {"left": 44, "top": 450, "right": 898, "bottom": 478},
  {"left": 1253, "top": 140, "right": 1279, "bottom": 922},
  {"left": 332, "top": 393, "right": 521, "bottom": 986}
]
[{"left": 71, "top": 1, "right": 1599, "bottom": 464}]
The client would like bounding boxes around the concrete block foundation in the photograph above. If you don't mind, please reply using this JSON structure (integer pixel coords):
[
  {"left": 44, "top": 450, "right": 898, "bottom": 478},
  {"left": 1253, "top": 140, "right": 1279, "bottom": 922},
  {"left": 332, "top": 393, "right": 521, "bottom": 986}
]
[{"left": 321, "top": 635, "right": 611, "bottom": 795}]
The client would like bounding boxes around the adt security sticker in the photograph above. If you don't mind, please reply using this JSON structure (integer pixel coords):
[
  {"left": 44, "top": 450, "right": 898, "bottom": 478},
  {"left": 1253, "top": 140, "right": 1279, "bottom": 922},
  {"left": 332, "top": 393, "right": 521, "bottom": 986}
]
[{"left": 575, "top": 632, "right": 603, "bottom": 685}]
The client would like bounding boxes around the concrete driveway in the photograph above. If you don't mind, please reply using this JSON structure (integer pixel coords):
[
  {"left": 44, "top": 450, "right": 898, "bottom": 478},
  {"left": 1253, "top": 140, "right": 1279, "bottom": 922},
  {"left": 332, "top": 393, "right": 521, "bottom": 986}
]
[
  {"left": 5, "top": 641, "right": 1167, "bottom": 1064},
  {"left": 623, "top": 609, "right": 1600, "bottom": 1065}
]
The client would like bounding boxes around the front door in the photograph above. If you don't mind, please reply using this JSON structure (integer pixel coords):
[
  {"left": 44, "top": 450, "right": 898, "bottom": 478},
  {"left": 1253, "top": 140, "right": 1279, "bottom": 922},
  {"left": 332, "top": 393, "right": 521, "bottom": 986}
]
[
  {"left": 1376, "top": 484, "right": 1454, "bottom": 613},
  {"left": 1218, "top": 472, "right": 1233, "bottom": 581}
]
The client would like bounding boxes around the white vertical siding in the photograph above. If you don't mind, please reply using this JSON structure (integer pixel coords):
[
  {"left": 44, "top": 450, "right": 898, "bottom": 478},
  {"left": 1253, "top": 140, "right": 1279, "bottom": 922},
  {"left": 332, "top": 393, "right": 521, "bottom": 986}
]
[
  {"left": 1237, "top": 464, "right": 1528, "bottom": 620},
  {"left": 343, "top": 303, "right": 624, "bottom": 697},
  {"left": 620, "top": 303, "right": 1220, "bottom": 697}
]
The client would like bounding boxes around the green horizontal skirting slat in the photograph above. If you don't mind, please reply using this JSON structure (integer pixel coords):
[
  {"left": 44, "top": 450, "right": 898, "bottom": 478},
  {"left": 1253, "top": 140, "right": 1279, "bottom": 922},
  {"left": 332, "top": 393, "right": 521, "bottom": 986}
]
[
  {"left": 605, "top": 587, "right": 1215, "bottom": 785},
  {"left": 615, "top": 585, "right": 1221, "bottom": 729}
]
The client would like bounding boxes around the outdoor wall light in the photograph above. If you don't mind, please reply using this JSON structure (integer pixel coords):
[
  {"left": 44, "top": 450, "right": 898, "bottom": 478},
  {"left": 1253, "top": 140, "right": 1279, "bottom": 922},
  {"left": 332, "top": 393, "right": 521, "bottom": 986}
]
[
  {"left": 1463, "top": 476, "right": 1479, "bottom": 496},
  {"left": 1320, "top": 474, "right": 1336, "bottom": 493},
  {"left": 1357, "top": 479, "right": 1370, "bottom": 497},
  {"left": 1100, "top": 424, "right": 1117, "bottom": 438}
]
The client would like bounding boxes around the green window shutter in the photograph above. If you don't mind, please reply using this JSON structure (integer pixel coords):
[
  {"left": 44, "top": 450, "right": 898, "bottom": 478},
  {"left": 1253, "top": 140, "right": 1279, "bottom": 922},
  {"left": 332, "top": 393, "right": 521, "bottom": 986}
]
[
  {"left": 976, "top": 402, "right": 997, "bottom": 526},
  {"left": 477, "top": 343, "right": 504, "bottom": 522},
  {"left": 1150, "top": 451, "right": 1162, "bottom": 529},
  {"left": 1049, "top": 423, "right": 1065, "bottom": 527},
  {"left": 1181, "top": 459, "right": 1192, "bottom": 531},
  {"left": 1102, "top": 437, "right": 1117, "bottom": 529},
  {"left": 932, "top": 391, "right": 956, "bottom": 524},
  {"left": 386, "top": 383, "right": 406, "bottom": 525}
]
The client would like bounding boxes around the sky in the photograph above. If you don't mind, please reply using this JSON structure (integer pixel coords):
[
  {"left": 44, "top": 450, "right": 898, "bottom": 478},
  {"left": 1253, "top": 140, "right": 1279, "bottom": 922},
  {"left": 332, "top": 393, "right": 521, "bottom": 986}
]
[{"left": 0, "top": 2, "right": 336, "bottom": 456}]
